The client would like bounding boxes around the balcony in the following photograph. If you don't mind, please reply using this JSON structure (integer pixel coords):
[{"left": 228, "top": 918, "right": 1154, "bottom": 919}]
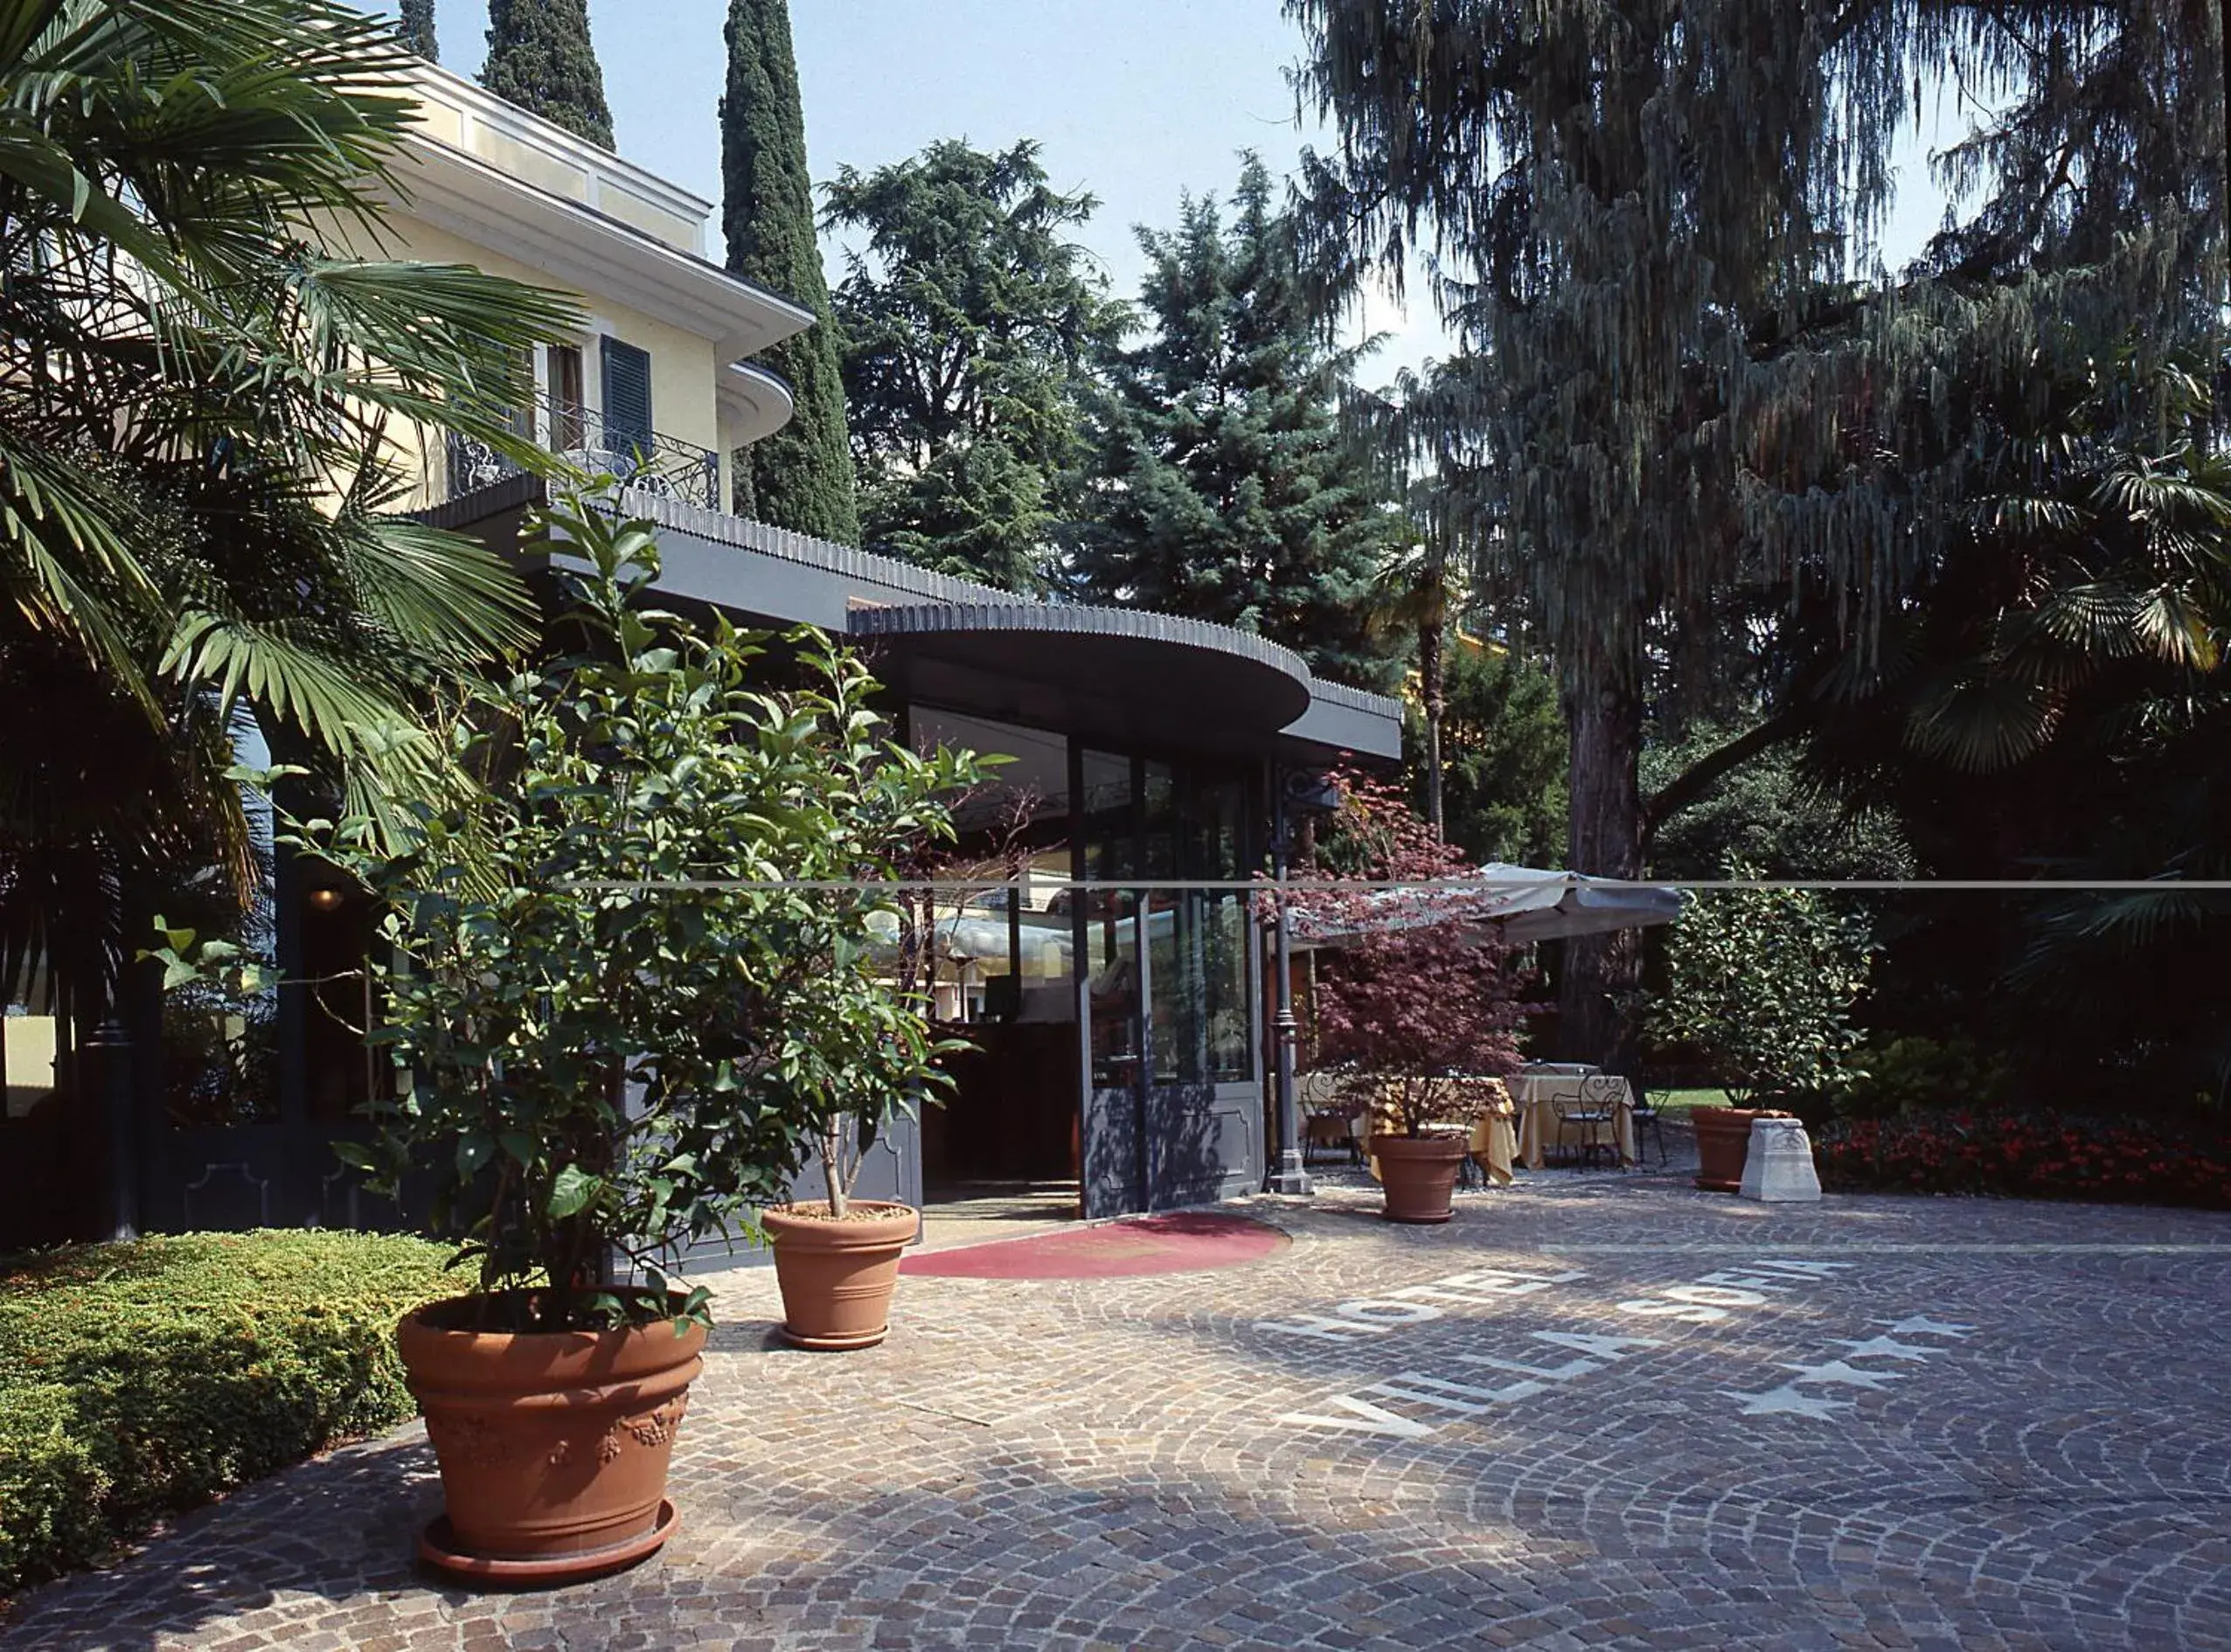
[{"left": 444, "top": 394, "right": 721, "bottom": 511}]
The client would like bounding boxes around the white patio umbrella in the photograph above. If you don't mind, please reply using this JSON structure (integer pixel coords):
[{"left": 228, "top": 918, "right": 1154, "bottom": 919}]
[
  {"left": 1289, "top": 864, "right": 1681, "bottom": 950},
  {"left": 1463, "top": 863, "right": 1684, "bottom": 944}
]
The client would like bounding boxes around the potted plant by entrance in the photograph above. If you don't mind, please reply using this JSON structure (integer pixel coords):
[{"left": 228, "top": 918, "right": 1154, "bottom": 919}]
[
  {"left": 756, "top": 798, "right": 1024, "bottom": 1349},
  {"left": 758, "top": 802, "right": 990, "bottom": 1350},
  {"left": 153, "top": 494, "right": 978, "bottom": 1582},
  {"left": 1298, "top": 775, "right": 1529, "bottom": 1224},
  {"left": 760, "top": 1095, "right": 934, "bottom": 1351}
]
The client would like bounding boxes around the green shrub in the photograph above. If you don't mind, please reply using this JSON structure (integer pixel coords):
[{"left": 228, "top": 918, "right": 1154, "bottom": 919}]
[
  {"left": 1646, "top": 872, "right": 1875, "bottom": 1108},
  {"left": 0, "top": 1229, "right": 453, "bottom": 1596},
  {"left": 0, "top": 1385, "right": 108, "bottom": 1593},
  {"left": 1833, "top": 1034, "right": 2009, "bottom": 1121}
]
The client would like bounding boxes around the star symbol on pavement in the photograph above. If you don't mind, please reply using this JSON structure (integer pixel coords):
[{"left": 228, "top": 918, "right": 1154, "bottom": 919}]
[
  {"left": 1881, "top": 1315, "right": 1976, "bottom": 1337},
  {"left": 1725, "top": 1385, "right": 1853, "bottom": 1419},
  {"left": 1831, "top": 1335, "right": 1942, "bottom": 1363},
  {"left": 1779, "top": 1359, "right": 1902, "bottom": 1390}
]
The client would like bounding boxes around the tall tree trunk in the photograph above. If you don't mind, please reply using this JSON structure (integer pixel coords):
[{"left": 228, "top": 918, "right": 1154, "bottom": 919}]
[
  {"left": 1419, "top": 619, "right": 1445, "bottom": 839},
  {"left": 1559, "top": 668, "right": 1644, "bottom": 1069}
]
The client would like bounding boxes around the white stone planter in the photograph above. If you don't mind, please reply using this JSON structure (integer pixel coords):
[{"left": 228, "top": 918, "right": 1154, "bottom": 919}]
[{"left": 1738, "top": 1116, "right": 1823, "bottom": 1203}]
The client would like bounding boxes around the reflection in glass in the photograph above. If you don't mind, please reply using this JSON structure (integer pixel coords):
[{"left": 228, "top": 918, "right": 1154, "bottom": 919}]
[
  {"left": 911, "top": 706, "right": 1070, "bottom": 834},
  {"left": 1141, "top": 767, "right": 1254, "bottom": 1086},
  {"left": 1196, "top": 778, "right": 1251, "bottom": 1082},
  {"left": 2, "top": 997, "right": 58, "bottom": 1121},
  {"left": 903, "top": 708, "right": 1076, "bottom": 1026},
  {"left": 1083, "top": 751, "right": 1138, "bottom": 1087}
]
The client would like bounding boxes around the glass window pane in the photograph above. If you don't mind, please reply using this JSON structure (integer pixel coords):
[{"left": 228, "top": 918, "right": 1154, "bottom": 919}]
[
  {"left": 1204, "top": 892, "right": 1252, "bottom": 1082},
  {"left": 1082, "top": 752, "right": 1138, "bottom": 1087},
  {"left": 3, "top": 998, "right": 58, "bottom": 1121},
  {"left": 910, "top": 707, "right": 1071, "bottom": 835}
]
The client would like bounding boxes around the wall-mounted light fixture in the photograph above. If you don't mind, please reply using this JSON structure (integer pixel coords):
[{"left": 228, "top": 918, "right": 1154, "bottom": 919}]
[{"left": 304, "top": 887, "right": 344, "bottom": 913}]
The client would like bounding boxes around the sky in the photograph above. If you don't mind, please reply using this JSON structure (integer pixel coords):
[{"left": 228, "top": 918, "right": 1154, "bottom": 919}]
[{"left": 372, "top": 1, "right": 1966, "bottom": 385}]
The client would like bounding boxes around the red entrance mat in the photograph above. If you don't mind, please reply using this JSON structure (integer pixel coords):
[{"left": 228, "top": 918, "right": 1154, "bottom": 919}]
[{"left": 899, "top": 1211, "right": 1290, "bottom": 1280}]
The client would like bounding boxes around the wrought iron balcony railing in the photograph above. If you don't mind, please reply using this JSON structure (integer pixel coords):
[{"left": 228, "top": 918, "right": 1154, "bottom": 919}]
[{"left": 444, "top": 395, "right": 720, "bottom": 510}]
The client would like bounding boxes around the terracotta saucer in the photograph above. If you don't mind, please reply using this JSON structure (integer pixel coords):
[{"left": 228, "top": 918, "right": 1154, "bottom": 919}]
[{"left": 416, "top": 1499, "right": 678, "bottom": 1586}]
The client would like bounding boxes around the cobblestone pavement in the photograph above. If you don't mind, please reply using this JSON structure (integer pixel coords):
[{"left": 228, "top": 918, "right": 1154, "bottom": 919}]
[{"left": 7, "top": 1170, "right": 2230, "bottom": 1651}]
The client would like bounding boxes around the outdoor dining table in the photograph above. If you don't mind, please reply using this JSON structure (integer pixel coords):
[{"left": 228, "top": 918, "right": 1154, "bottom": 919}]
[{"left": 1513, "top": 1068, "right": 1638, "bottom": 1169}]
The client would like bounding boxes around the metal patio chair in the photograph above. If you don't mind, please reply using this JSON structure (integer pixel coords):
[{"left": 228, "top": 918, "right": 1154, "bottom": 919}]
[
  {"left": 1626, "top": 1082, "right": 1670, "bottom": 1169},
  {"left": 1553, "top": 1078, "right": 1621, "bottom": 1169}
]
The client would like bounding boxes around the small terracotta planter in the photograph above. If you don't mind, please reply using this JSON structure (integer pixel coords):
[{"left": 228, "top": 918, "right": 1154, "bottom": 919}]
[
  {"left": 398, "top": 1295, "right": 705, "bottom": 1584},
  {"left": 1692, "top": 1106, "right": 1782, "bottom": 1192},
  {"left": 1372, "top": 1133, "right": 1472, "bottom": 1224},
  {"left": 762, "top": 1201, "right": 918, "bottom": 1350}
]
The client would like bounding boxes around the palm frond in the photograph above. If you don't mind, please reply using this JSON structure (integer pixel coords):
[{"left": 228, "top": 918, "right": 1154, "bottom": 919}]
[
  {"left": 330, "top": 510, "right": 541, "bottom": 666},
  {"left": 1902, "top": 674, "right": 2060, "bottom": 772}
]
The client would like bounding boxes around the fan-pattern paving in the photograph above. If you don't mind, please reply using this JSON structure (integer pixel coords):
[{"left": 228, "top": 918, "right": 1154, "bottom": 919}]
[{"left": 5, "top": 1179, "right": 2227, "bottom": 1651}]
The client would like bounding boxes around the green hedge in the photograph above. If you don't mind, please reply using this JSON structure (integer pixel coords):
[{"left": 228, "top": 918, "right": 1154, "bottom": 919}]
[{"left": 0, "top": 1230, "right": 455, "bottom": 1597}]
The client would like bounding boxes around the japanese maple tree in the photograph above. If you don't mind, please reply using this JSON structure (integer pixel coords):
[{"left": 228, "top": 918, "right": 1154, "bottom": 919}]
[{"left": 1299, "top": 773, "right": 1530, "bottom": 1137}]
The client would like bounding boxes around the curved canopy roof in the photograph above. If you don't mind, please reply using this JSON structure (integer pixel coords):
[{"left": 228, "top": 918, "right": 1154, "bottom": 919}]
[{"left": 849, "top": 601, "right": 1316, "bottom": 751}]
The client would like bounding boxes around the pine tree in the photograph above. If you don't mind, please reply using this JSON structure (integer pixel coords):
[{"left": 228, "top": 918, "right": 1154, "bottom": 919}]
[
  {"left": 482, "top": 0, "right": 614, "bottom": 151},
  {"left": 399, "top": 0, "right": 437, "bottom": 60},
  {"left": 719, "top": 0, "right": 858, "bottom": 543},
  {"left": 829, "top": 140, "right": 1123, "bottom": 591},
  {"left": 1075, "top": 156, "right": 1400, "bottom": 688}
]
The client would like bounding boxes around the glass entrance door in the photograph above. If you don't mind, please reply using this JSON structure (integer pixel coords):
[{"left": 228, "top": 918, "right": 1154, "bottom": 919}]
[
  {"left": 1077, "top": 752, "right": 1262, "bottom": 1216},
  {"left": 1141, "top": 765, "right": 1261, "bottom": 1209},
  {"left": 1079, "top": 750, "right": 1143, "bottom": 1217}
]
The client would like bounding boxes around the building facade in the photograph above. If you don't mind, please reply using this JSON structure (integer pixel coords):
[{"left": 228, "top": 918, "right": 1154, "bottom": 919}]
[{"left": 0, "top": 63, "right": 1400, "bottom": 1249}]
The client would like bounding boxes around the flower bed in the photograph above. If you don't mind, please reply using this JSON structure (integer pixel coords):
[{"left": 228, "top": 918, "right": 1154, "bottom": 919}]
[
  {"left": 0, "top": 1230, "right": 452, "bottom": 1598},
  {"left": 1813, "top": 1113, "right": 2231, "bottom": 1209}
]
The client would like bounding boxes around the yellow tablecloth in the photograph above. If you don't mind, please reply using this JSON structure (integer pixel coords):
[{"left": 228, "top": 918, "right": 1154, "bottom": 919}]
[
  {"left": 1513, "top": 1072, "right": 1637, "bottom": 1169},
  {"left": 1357, "top": 1079, "right": 1517, "bottom": 1186}
]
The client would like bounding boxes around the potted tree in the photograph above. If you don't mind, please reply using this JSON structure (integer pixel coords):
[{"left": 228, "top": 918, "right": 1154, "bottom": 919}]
[
  {"left": 754, "top": 752, "right": 984, "bottom": 1351},
  {"left": 758, "top": 784, "right": 1028, "bottom": 1349},
  {"left": 760, "top": 1080, "right": 935, "bottom": 1351},
  {"left": 152, "top": 493, "right": 976, "bottom": 1581},
  {"left": 1302, "top": 775, "right": 1529, "bottom": 1223},
  {"left": 1649, "top": 871, "right": 1873, "bottom": 1191}
]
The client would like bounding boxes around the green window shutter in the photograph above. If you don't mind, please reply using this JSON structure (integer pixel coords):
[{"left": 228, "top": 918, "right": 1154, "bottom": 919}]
[{"left": 600, "top": 336, "right": 653, "bottom": 458}]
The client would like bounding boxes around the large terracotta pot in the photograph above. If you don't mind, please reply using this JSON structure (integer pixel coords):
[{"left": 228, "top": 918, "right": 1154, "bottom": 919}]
[
  {"left": 1372, "top": 1134, "right": 1471, "bottom": 1225},
  {"left": 1692, "top": 1106, "right": 1773, "bottom": 1191},
  {"left": 762, "top": 1201, "right": 918, "bottom": 1350},
  {"left": 397, "top": 1295, "right": 705, "bottom": 1583}
]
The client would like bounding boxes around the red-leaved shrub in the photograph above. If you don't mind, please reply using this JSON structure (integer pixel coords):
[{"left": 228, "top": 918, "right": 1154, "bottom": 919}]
[
  {"left": 1813, "top": 1113, "right": 2231, "bottom": 1210},
  {"left": 1296, "top": 774, "right": 1530, "bottom": 1136}
]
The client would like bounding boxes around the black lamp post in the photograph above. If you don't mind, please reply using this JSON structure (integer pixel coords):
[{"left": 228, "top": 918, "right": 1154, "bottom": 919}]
[{"left": 1267, "top": 767, "right": 1338, "bottom": 1196}]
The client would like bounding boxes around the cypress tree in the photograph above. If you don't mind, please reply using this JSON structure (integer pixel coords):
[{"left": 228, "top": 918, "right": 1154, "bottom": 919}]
[
  {"left": 482, "top": 0, "right": 614, "bottom": 151},
  {"left": 399, "top": 0, "right": 437, "bottom": 61},
  {"left": 719, "top": 0, "right": 858, "bottom": 543}
]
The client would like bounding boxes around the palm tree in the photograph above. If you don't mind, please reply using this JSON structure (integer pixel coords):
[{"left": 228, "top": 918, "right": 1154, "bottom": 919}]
[
  {"left": 1363, "top": 524, "right": 1463, "bottom": 838},
  {"left": 0, "top": 0, "right": 582, "bottom": 1019},
  {"left": 1796, "top": 351, "right": 2231, "bottom": 1104},
  {"left": 1355, "top": 363, "right": 1499, "bottom": 843}
]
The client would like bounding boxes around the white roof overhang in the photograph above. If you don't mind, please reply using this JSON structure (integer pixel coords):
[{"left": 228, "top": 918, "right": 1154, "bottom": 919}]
[{"left": 375, "top": 140, "right": 817, "bottom": 364}]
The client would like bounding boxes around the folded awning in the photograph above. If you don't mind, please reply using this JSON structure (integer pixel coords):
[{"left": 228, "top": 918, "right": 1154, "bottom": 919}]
[{"left": 1290, "top": 864, "right": 1682, "bottom": 949}]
